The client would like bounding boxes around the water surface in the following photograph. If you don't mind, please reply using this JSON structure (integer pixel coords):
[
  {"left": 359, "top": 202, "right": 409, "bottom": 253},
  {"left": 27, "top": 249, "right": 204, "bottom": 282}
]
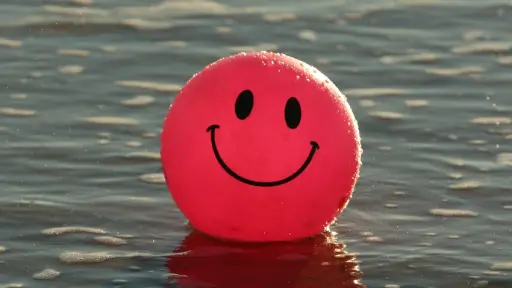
[{"left": 1, "top": 0, "right": 512, "bottom": 287}]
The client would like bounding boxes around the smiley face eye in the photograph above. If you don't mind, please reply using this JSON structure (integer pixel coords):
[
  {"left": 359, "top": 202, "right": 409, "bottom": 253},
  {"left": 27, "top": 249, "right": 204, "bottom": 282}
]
[
  {"left": 285, "top": 97, "right": 301, "bottom": 129},
  {"left": 235, "top": 89, "right": 254, "bottom": 120}
]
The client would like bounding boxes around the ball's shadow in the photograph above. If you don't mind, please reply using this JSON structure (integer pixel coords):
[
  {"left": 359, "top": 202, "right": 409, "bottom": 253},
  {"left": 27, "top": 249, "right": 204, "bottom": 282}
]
[{"left": 166, "top": 230, "right": 365, "bottom": 288}]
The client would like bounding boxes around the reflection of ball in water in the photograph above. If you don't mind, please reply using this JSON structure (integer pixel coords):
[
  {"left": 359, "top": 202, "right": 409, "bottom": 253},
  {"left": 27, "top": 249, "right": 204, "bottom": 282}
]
[
  {"left": 167, "top": 231, "right": 364, "bottom": 288},
  {"left": 161, "top": 51, "right": 362, "bottom": 242}
]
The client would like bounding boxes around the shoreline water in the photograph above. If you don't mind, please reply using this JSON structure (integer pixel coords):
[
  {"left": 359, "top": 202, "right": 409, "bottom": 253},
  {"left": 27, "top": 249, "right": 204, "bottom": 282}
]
[{"left": 1, "top": 0, "right": 512, "bottom": 287}]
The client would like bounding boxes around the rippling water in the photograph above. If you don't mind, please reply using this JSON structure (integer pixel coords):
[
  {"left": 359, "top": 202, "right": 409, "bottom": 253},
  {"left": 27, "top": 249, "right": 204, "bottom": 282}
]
[{"left": 1, "top": 0, "right": 512, "bottom": 287}]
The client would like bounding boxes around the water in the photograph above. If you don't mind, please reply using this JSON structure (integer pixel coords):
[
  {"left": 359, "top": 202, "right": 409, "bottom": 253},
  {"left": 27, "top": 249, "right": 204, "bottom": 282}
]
[{"left": 1, "top": 0, "right": 512, "bottom": 287}]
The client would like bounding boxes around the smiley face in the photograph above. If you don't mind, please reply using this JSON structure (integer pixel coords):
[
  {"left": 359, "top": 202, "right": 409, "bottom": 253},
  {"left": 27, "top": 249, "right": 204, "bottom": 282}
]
[
  {"left": 161, "top": 51, "right": 362, "bottom": 242},
  {"left": 207, "top": 89, "right": 320, "bottom": 187}
]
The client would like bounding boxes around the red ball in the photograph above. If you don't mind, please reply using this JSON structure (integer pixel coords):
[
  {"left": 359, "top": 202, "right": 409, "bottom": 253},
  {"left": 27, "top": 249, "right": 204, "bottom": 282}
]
[{"left": 161, "top": 51, "right": 362, "bottom": 242}]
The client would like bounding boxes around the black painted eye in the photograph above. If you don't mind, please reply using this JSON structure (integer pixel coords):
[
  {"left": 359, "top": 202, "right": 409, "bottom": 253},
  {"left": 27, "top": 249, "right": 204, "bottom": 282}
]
[
  {"left": 285, "top": 97, "right": 301, "bottom": 129},
  {"left": 235, "top": 90, "right": 253, "bottom": 120}
]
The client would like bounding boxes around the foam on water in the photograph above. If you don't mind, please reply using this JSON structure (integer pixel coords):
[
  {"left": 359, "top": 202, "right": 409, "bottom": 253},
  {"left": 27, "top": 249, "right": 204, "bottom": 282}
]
[
  {"left": 451, "top": 42, "right": 512, "bottom": 55},
  {"left": 125, "top": 141, "right": 142, "bottom": 148},
  {"left": 380, "top": 53, "right": 441, "bottom": 64},
  {"left": 2, "top": 284, "right": 24, "bottom": 288},
  {"left": 82, "top": 116, "right": 139, "bottom": 125},
  {"left": 491, "top": 263, "right": 512, "bottom": 271},
  {"left": 125, "top": 151, "right": 160, "bottom": 160},
  {"left": 142, "top": 132, "right": 158, "bottom": 138},
  {"left": 462, "top": 30, "right": 487, "bottom": 41},
  {"left": 429, "top": 208, "right": 479, "bottom": 217},
  {"left": 58, "top": 65, "right": 85, "bottom": 75},
  {"left": 101, "top": 46, "right": 117, "bottom": 53},
  {"left": 359, "top": 100, "right": 375, "bottom": 108},
  {"left": 344, "top": 88, "right": 407, "bottom": 98},
  {"left": 43, "top": 5, "right": 108, "bottom": 16},
  {"left": 364, "top": 236, "right": 384, "bottom": 243},
  {"left": 0, "top": 108, "right": 36, "bottom": 117},
  {"left": 120, "top": 95, "right": 155, "bottom": 107},
  {"left": 214, "top": 26, "right": 232, "bottom": 34},
  {"left": 449, "top": 181, "right": 481, "bottom": 190},
  {"left": 120, "top": 19, "right": 173, "bottom": 30},
  {"left": 93, "top": 236, "right": 128, "bottom": 246},
  {"left": 298, "top": 30, "right": 318, "bottom": 42},
  {"left": 41, "top": 226, "right": 106, "bottom": 236},
  {"left": 426, "top": 67, "right": 484, "bottom": 76},
  {"left": 115, "top": 81, "right": 182, "bottom": 93},
  {"left": 468, "top": 140, "right": 487, "bottom": 145},
  {"left": 0, "top": 38, "right": 22, "bottom": 48},
  {"left": 9, "top": 94, "right": 27, "bottom": 100},
  {"left": 496, "top": 153, "right": 512, "bottom": 166},
  {"left": 58, "top": 49, "right": 91, "bottom": 57},
  {"left": 405, "top": 100, "right": 429, "bottom": 108},
  {"left": 59, "top": 251, "right": 115, "bottom": 264},
  {"left": 139, "top": 173, "right": 166, "bottom": 184},
  {"left": 378, "top": 146, "right": 392, "bottom": 151},
  {"left": 497, "top": 56, "right": 512, "bottom": 65},
  {"left": 368, "top": 111, "right": 405, "bottom": 120},
  {"left": 448, "top": 173, "right": 464, "bottom": 179},
  {"left": 116, "top": 234, "right": 135, "bottom": 239},
  {"left": 262, "top": 12, "right": 298, "bottom": 22},
  {"left": 117, "top": 0, "right": 234, "bottom": 17},
  {"left": 483, "top": 270, "right": 506, "bottom": 276},
  {"left": 471, "top": 117, "right": 511, "bottom": 125},
  {"left": 227, "top": 43, "right": 279, "bottom": 53},
  {"left": 32, "top": 269, "right": 61, "bottom": 280}
]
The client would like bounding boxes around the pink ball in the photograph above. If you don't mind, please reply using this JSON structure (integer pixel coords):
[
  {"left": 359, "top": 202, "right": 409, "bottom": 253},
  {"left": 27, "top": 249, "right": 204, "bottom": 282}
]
[{"left": 161, "top": 51, "right": 362, "bottom": 242}]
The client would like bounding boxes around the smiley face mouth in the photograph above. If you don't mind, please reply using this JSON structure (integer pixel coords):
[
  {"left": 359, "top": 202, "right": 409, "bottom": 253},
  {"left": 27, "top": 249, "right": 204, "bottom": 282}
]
[{"left": 207, "top": 124, "right": 319, "bottom": 187}]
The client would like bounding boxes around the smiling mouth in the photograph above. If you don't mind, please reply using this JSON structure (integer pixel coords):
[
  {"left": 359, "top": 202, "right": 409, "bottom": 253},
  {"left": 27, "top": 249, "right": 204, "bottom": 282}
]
[{"left": 206, "top": 124, "right": 319, "bottom": 187}]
